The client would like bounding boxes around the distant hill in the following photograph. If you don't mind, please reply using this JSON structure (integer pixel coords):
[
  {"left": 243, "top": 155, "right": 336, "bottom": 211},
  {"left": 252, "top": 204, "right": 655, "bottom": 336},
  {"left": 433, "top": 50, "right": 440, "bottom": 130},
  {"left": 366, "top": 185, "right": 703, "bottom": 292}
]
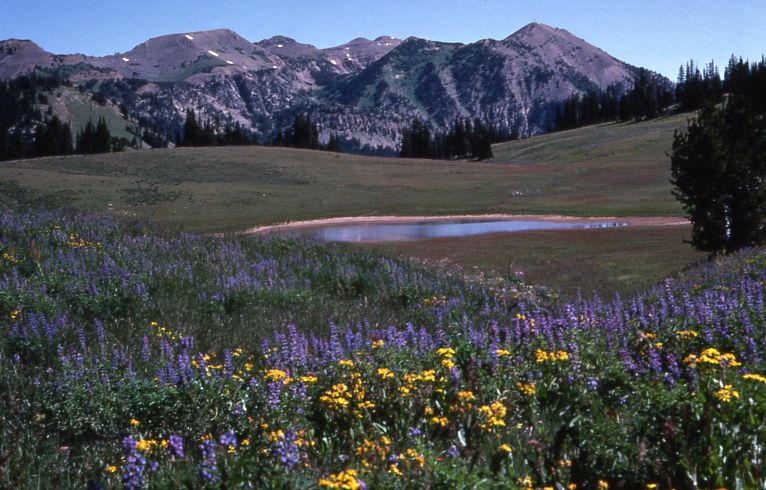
[{"left": 0, "top": 23, "right": 657, "bottom": 152}]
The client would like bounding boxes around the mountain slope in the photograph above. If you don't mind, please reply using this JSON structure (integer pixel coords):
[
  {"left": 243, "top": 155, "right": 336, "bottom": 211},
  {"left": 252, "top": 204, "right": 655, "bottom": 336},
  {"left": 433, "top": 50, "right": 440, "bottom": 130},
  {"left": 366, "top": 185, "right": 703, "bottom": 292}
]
[{"left": 0, "top": 23, "right": 648, "bottom": 151}]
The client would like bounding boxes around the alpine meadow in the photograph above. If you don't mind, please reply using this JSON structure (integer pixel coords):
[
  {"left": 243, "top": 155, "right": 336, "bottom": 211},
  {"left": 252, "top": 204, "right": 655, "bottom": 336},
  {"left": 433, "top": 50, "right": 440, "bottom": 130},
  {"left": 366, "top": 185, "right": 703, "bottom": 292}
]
[{"left": 2, "top": 2, "right": 766, "bottom": 489}]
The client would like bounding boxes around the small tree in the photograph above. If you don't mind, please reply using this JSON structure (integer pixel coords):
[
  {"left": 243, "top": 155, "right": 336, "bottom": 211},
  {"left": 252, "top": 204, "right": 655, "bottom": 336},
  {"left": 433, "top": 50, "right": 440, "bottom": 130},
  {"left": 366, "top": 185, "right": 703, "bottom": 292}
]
[{"left": 670, "top": 96, "right": 766, "bottom": 255}]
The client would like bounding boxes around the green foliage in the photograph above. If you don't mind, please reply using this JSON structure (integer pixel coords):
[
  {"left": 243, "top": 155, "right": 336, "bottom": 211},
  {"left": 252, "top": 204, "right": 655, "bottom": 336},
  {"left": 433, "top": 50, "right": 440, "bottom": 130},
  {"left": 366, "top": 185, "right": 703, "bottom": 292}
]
[{"left": 671, "top": 96, "right": 766, "bottom": 254}]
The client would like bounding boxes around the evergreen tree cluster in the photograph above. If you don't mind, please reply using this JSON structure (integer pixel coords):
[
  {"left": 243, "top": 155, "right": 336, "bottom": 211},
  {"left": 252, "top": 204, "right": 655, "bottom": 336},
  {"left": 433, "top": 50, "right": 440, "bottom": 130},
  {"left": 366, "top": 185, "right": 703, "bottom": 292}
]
[
  {"left": 0, "top": 73, "right": 73, "bottom": 160},
  {"left": 675, "top": 60, "right": 724, "bottom": 112},
  {"left": 176, "top": 109, "right": 254, "bottom": 147},
  {"left": 75, "top": 117, "right": 113, "bottom": 154},
  {"left": 272, "top": 113, "right": 342, "bottom": 152},
  {"left": 33, "top": 116, "right": 73, "bottom": 157},
  {"left": 724, "top": 56, "right": 766, "bottom": 113},
  {"left": 554, "top": 68, "right": 673, "bottom": 131},
  {"left": 671, "top": 56, "right": 766, "bottom": 255},
  {"left": 399, "top": 117, "right": 497, "bottom": 160}
]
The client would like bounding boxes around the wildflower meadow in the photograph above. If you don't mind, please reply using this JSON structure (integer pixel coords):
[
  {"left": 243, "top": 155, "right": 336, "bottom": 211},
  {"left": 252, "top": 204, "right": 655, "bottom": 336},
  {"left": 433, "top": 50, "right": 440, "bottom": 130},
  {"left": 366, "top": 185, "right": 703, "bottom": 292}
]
[{"left": 1, "top": 208, "right": 766, "bottom": 488}]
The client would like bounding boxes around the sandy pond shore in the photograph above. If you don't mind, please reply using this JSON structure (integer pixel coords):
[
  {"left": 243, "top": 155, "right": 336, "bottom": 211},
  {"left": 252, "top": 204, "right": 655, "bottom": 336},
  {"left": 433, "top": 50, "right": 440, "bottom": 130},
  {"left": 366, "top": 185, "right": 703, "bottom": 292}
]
[{"left": 245, "top": 214, "right": 689, "bottom": 235}]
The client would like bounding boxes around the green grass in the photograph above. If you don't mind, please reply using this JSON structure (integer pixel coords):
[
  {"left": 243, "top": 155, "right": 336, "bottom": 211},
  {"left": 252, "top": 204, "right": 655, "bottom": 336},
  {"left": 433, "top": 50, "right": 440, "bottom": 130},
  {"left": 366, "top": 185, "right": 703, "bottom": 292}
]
[
  {"left": 0, "top": 112, "right": 699, "bottom": 295},
  {"left": 0, "top": 112, "right": 692, "bottom": 233},
  {"left": 369, "top": 225, "right": 706, "bottom": 298}
]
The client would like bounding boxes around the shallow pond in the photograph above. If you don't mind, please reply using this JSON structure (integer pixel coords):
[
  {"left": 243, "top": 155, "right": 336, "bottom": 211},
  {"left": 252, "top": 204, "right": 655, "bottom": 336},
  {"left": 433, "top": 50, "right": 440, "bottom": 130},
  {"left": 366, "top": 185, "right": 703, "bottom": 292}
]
[{"left": 276, "top": 219, "right": 627, "bottom": 243}]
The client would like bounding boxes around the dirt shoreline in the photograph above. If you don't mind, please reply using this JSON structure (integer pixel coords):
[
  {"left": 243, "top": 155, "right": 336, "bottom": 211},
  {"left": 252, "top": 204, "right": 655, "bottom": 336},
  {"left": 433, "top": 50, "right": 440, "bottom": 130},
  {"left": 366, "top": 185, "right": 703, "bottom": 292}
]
[{"left": 245, "top": 214, "right": 688, "bottom": 235}]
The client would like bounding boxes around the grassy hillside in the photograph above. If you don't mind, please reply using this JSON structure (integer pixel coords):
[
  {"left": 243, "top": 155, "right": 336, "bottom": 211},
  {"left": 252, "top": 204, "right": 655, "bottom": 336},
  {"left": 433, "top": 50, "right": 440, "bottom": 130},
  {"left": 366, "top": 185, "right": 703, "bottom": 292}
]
[
  {"left": 46, "top": 86, "right": 137, "bottom": 141},
  {"left": 372, "top": 225, "right": 705, "bottom": 298},
  {"left": 0, "top": 113, "right": 690, "bottom": 233}
]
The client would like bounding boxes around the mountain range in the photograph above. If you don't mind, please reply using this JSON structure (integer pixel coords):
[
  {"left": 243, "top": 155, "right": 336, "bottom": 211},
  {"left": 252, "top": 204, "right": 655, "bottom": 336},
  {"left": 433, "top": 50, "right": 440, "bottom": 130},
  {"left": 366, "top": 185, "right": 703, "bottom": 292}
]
[{"left": 0, "top": 23, "right": 646, "bottom": 152}]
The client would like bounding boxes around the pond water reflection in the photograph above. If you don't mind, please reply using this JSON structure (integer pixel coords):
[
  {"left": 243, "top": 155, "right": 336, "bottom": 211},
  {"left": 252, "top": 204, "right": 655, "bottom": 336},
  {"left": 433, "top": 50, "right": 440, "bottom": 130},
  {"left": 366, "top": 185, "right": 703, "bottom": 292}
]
[{"left": 277, "top": 219, "right": 627, "bottom": 243}]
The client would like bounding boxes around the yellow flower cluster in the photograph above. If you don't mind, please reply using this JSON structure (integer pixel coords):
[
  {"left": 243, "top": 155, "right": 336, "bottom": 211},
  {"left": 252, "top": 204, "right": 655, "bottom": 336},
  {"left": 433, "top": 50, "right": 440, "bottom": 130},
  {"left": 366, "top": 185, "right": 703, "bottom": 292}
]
[
  {"left": 135, "top": 438, "right": 159, "bottom": 453},
  {"left": 9, "top": 309, "right": 21, "bottom": 321},
  {"left": 430, "top": 416, "right": 448, "bottom": 427},
  {"left": 535, "top": 349, "right": 569, "bottom": 363},
  {"left": 355, "top": 436, "right": 391, "bottom": 468},
  {"left": 499, "top": 443, "right": 512, "bottom": 453},
  {"left": 318, "top": 469, "right": 362, "bottom": 489},
  {"left": 675, "top": 330, "right": 699, "bottom": 339},
  {"left": 264, "top": 369, "right": 288, "bottom": 382},
  {"left": 478, "top": 400, "right": 507, "bottom": 430},
  {"left": 495, "top": 349, "right": 511, "bottom": 357},
  {"left": 1, "top": 252, "right": 19, "bottom": 264},
  {"left": 151, "top": 321, "right": 181, "bottom": 341},
  {"left": 371, "top": 339, "right": 385, "bottom": 349},
  {"left": 743, "top": 373, "right": 766, "bottom": 384},
  {"left": 338, "top": 359, "right": 354, "bottom": 368},
  {"left": 684, "top": 348, "right": 741, "bottom": 367},
  {"left": 268, "top": 430, "right": 284, "bottom": 443},
  {"left": 319, "top": 383, "right": 351, "bottom": 409},
  {"left": 516, "top": 382, "right": 536, "bottom": 396},
  {"left": 376, "top": 368, "right": 395, "bottom": 380},
  {"left": 399, "top": 369, "right": 443, "bottom": 398},
  {"left": 66, "top": 233, "right": 102, "bottom": 250},
  {"left": 457, "top": 390, "right": 475, "bottom": 402},
  {"left": 436, "top": 347, "right": 455, "bottom": 358},
  {"left": 423, "top": 295, "right": 448, "bottom": 306},
  {"left": 715, "top": 384, "right": 740, "bottom": 403}
]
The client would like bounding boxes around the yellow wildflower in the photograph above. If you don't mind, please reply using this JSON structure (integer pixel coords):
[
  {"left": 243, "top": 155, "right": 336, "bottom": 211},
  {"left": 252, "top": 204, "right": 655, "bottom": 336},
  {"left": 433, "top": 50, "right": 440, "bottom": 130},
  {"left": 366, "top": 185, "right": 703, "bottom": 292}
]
[
  {"left": 135, "top": 439, "right": 157, "bottom": 453},
  {"left": 598, "top": 481, "right": 609, "bottom": 489},
  {"left": 743, "top": 373, "right": 766, "bottom": 384},
  {"left": 499, "top": 443, "right": 512, "bottom": 453},
  {"left": 338, "top": 359, "right": 354, "bottom": 368},
  {"left": 436, "top": 347, "right": 455, "bottom": 358},
  {"left": 441, "top": 358, "right": 455, "bottom": 369},
  {"left": 264, "top": 369, "right": 287, "bottom": 382},
  {"left": 516, "top": 382, "right": 536, "bottom": 396},
  {"left": 268, "top": 430, "right": 285, "bottom": 442},
  {"left": 430, "top": 416, "right": 448, "bottom": 427},
  {"left": 495, "top": 349, "right": 511, "bottom": 357},
  {"left": 300, "top": 374, "right": 318, "bottom": 384},
  {"left": 371, "top": 339, "right": 384, "bottom": 349},
  {"left": 129, "top": 418, "right": 140, "bottom": 427},
  {"left": 106, "top": 465, "right": 118, "bottom": 473},
  {"left": 457, "top": 390, "right": 475, "bottom": 402},
  {"left": 377, "top": 368, "right": 395, "bottom": 379},
  {"left": 715, "top": 384, "right": 740, "bottom": 403},
  {"left": 318, "top": 469, "right": 361, "bottom": 489}
]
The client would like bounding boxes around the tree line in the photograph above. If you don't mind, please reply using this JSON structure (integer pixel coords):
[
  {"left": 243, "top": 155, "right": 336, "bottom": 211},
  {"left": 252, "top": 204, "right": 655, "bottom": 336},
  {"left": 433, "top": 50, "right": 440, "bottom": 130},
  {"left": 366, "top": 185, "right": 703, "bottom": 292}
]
[
  {"left": 175, "top": 109, "right": 254, "bottom": 147},
  {"left": 399, "top": 117, "right": 499, "bottom": 160},
  {"left": 271, "top": 113, "right": 341, "bottom": 152},
  {"left": 554, "top": 68, "right": 674, "bottom": 131}
]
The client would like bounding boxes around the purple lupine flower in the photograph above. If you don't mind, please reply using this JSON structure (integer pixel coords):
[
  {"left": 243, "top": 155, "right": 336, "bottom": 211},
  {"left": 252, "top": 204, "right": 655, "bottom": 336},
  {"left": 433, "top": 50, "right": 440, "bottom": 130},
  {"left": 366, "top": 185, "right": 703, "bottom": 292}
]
[
  {"left": 223, "top": 349, "right": 234, "bottom": 378},
  {"left": 267, "top": 381, "right": 282, "bottom": 409},
  {"left": 166, "top": 435, "right": 184, "bottom": 459},
  {"left": 447, "top": 444, "right": 460, "bottom": 458},
  {"left": 121, "top": 436, "right": 146, "bottom": 490},
  {"left": 141, "top": 335, "right": 150, "bottom": 362},
  {"left": 198, "top": 439, "right": 219, "bottom": 484},
  {"left": 219, "top": 430, "right": 237, "bottom": 450},
  {"left": 270, "top": 429, "right": 300, "bottom": 468}
]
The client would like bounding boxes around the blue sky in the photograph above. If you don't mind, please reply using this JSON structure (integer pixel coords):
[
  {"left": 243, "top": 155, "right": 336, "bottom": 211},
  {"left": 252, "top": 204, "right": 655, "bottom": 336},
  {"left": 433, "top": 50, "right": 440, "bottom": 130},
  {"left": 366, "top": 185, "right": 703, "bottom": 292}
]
[{"left": 1, "top": 0, "right": 764, "bottom": 78}]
